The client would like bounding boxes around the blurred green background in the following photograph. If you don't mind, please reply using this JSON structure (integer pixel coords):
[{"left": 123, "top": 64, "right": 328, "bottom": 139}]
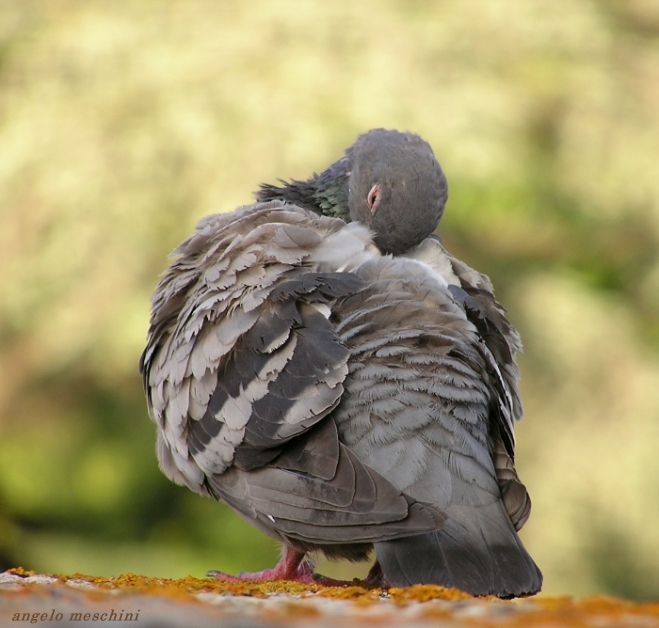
[{"left": 1, "top": 0, "right": 659, "bottom": 601}]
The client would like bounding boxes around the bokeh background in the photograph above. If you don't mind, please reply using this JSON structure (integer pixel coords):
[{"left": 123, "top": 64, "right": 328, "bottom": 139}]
[{"left": 1, "top": 0, "right": 658, "bottom": 601}]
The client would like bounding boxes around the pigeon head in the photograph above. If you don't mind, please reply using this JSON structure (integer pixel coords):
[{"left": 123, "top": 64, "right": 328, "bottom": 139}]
[
  {"left": 256, "top": 128, "right": 448, "bottom": 255},
  {"left": 345, "top": 129, "right": 448, "bottom": 255}
]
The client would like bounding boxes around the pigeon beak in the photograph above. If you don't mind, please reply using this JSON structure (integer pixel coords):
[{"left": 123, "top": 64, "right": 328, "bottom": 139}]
[{"left": 367, "top": 184, "right": 381, "bottom": 215}]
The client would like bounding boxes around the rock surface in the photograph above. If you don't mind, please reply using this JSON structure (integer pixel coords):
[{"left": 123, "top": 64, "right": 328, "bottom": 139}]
[{"left": 2, "top": 569, "right": 658, "bottom": 628}]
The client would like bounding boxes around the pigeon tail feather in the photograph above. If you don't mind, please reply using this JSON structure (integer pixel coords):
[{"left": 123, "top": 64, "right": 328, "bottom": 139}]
[{"left": 375, "top": 501, "right": 542, "bottom": 598}]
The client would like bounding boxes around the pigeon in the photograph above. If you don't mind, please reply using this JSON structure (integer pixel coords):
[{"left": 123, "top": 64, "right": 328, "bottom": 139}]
[{"left": 139, "top": 129, "right": 542, "bottom": 598}]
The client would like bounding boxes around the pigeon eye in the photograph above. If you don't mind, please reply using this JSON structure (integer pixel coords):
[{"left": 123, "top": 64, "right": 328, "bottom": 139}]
[{"left": 367, "top": 184, "right": 381, "bottom": 213}]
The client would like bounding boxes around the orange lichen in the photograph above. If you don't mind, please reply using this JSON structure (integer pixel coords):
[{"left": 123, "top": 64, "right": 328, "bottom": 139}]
[
  {"left": 58, "top": 572, "right": 321, "bottom": 600},
  {"left": 315, "top": 585, "right": 383, "bottom": 602},
  {"left": 6, "top": 567, "right": 37, "bottom": 578},
  {"left": 388, "top": 584, "right": 476, "bottom": 604}
]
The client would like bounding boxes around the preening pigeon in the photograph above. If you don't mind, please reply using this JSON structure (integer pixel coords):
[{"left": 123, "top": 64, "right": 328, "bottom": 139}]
[{"left": 139, "top": 129, "right": 542, "bottom": 598}]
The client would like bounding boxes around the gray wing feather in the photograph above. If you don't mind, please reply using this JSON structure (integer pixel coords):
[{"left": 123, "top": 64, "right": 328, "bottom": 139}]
[
  {"left": 141, "top": 202, "right": 365, "bottom": 482},
  {"left": 208, "top": 419, "right": 443, "bottom": 551},
  {"left": 140, "top": 201, "right": 445, "bottom": 545}
]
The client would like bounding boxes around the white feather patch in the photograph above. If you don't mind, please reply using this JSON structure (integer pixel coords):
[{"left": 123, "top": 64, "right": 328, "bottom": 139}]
[{"left": 403, "top": 238, "right": 461, "bottom": 287}]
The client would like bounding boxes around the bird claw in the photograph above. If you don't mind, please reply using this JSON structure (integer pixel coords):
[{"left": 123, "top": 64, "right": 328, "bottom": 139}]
[
  {"left": 205, "top": 569, "right": 240, "bottom": 581},
  {"left": 206, "top": 560, "right": 353, "bottom": 587},
  {"left": 205, "top": 550, "right": 314, "bottom": 584}
]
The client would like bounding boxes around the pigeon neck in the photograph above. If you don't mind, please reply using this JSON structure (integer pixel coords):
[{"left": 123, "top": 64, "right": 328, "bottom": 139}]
[
  {"left": 256, "top": 158, "right": 351, "bottom": 221},
  {"left": 310, "top": 158, "right": 350, "bottom": 221}
]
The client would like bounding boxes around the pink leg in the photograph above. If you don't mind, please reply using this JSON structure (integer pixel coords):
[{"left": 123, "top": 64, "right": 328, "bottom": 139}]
[
  {"left": 364, "top": 560, "right": 390, "bottom": 587},
  {"left": 207, "top": 546, "right": 352, "bottom": 586}
]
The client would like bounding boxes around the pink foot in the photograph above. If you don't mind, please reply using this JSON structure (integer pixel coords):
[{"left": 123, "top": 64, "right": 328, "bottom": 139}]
[
  {"left": 207, "top": 547, "right": 353, "bottom": 587},
  {"left": 364, "top": 560, "right": 391, "bottom": 588}
]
